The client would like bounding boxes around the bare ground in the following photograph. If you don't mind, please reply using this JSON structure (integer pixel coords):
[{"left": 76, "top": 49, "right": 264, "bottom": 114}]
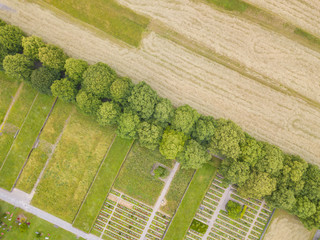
[
  {"left": 244, "top": 0, "right": 320, "bottom": 38},
  {"left": 0, "top": 0, "right": 319, "bottom": 165}
]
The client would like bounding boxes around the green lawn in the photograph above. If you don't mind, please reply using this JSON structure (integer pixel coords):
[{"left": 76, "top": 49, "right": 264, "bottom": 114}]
[
  {"left": 35, "top": 0, "right": 149, "bottom": 46},
  {"left": 160, "top": 167, "right": 195, "bottom": 216},
  {"left": 0, "top": 72, "right": 19, "bottom": 124},
  {"left": 0, "top": 93, "right": 55, "bottom": 190},
  {"left": 73, "top": 136, "right": 133, "bottom": 232},
  {"left": 114, "top": 142, "right": 174, "bottom": 206},
  {"left": 32, "top": 110, "right": 116, "bottom": 222},
  {"left": 0, "top": 200, "right": 84, "bottom": 240},
  {"left": 163, "top": 163, "right": 217, "bottom": 240}
]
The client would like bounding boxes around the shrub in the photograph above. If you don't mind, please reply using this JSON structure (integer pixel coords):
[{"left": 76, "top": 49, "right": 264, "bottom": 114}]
[
  {"left": 31, "top": 66, "right": 60, "bottom": 94},
  {"left": 3, "top": 54, "right": 34, "bottom": 81},
  {"left": 154, "top": 166, "right": 169, "bottom": 179},
  {"left": 64, "top": 58, "right": 88, "bottom": 84},
  {"left": 226, "top": 200, "right": 242, "bottom": 219},
  {"left": 0, "top": 25, "right": 24, "bottom": 53},
  {"left": 240, "top": 205, "right": 247, "bottom": 219},
  {"left": 190, "top": 219, "right": 208, "bottom": 234},
  {"left": 39, "top": 44, "right": 68, "bottom": 71},
  {"left": 22, "top": 36, "right": 45, "bottom": 60}
]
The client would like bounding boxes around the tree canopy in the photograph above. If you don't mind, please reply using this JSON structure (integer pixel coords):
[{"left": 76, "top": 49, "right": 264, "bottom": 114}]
[
  {"left": 128, "top": 81, "right": 159, "bottom": 120},
  {"left": 192, "top": 115, "right": 216, "bottom": 144},
  {"left": 137, "top": 121, "right": 163, "bottom": 150},
  {"left": 97, "top": 101, "right": 121, "bottom": 126},
  {"left": 31, "top": 66, "right": 60, "bottom": 95},
  {"left": 51, "top": 78, "right": 78, "bottom": 102},
  {"left": 266, "top": 188, "right": 296, "bottom": 211},
  {"left": 22, "top": 36, "right": 45, "bottom": 60},
  {"left": 153, "top": 98, "right": 175, "bottom": 125},
  {"left": 3, "top": 54, "right": 34, "bottom": 81},
  {"left": 239, "top": 135, "right": 263, "bottom": 166},
  {"left": 0, "top": 25, "right": 24, "bottom": 53},
  {"left": 219, "top": 159, "right": 250, "bottom": 186},
  {"left": 39, "top": 44, "right": 67, "bottom": 71},
  {"left": 159, "top": 128, "right": 186, "bottom": 159},
  {"left": 110, "top": 77, "right": 133, "bottom": 104},
  {"left": 226, "top": 201, "right": 242, "bottom": 220},
  {"left": 82, "top": 62, "right": 116, "bottom": 98},
  {"left": 64, "top": 58, "right": 88, "bottom": 84},
  {"left": 0, "top": 44, "right": 9, "bottom": 65},
  {"left": 116, "top": 112, "right": 140, "bottom": 139},
  {"left": 76, "top": 90, "right": 102, "bottom": 115},
  {"left": 171, "top": 105, "right": 200, "bottom": 135},
  {"left": 293, "top": 196, "right": 317, "bottom": 219}
]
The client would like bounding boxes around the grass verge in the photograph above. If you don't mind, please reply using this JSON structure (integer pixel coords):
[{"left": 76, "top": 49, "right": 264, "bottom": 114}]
[
  {"left": 0, "top": 93, "right": 55, "bottom": 190},
  {"left": 114, "top": 142, "right": 173, "bottom": 206},
  {"left": 163, "top": 162, "right": 217, "bottom": 240},
  {"left": 294, "top": 28, "right": 320, "bottom": 46},
  {"left": 206, "top": 0, "right": 249, "bottom": 12},
  {"left": 32, "top": 110, "right": 116, "bottom": 222},
  {"left": 73, "top": 136, "right": 133, "bottom": 232}
]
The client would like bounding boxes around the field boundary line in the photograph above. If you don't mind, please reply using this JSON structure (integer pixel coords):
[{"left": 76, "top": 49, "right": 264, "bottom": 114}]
[
  {"left": 11, "top": 97, "right": 58, "bottom": 192},
  {"left": 72, "top": 133, "right": 117, "bottom": 224},
  {"left": 88, "top": 139, "right": 134, "bottom": 233},
  {"left": 0, "top": 93, "right": 39, "bottom": 172},
  {"left": 259, "top": 208, "right": 276, "bottom": 240},
  {"left": 0, "top": 82, "right": 24, "bottom": 133}
]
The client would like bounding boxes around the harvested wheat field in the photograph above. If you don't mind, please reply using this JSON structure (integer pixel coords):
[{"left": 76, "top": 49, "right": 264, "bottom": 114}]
[
  {"left": 264, "top": 209, "right": 316, "bottom": 240},
  {"left": 0, "top": 0, "right": 319, "bottom": 166},
  {"left": 244, "top": 0, "right": 320, "bottom": 38}
]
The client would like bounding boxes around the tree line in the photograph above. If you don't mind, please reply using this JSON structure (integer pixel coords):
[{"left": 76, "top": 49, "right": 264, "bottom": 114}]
[{"left": 0, "top": 20, "right": 319, "bottom": 230}]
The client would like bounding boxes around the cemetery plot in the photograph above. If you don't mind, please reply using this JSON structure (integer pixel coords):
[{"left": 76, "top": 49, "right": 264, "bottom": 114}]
[
  {"left": 185, "top": 174, "right": 273, "bottom": 240},
  {"left": 92, "top": 189, "right": 171, "bottom": 240}
]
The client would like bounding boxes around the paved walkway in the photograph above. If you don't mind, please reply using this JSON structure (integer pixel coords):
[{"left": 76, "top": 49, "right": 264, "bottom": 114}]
[
  {"left": 140, "top": 161, "right": 180, "bottom": 240},
  {"left": 0, "top": 188, "right": 99, "bottom": 240}
]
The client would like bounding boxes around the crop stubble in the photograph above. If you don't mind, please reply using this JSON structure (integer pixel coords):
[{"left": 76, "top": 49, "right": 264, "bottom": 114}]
[{"left": 0, "top": 0, "right": 319, "bottom": 165}]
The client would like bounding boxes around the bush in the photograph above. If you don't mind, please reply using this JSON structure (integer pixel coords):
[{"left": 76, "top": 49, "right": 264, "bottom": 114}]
[
  {"left": 39, "top": 44, "right": 67, "bottom": 71},
  {"left": 0, "top": 25, "right": 24, "bottom": 53},
  {"left": 226, "top": 200, "right": 242, "bottom": 219},
  {"left": 31, "top": 66, "right": 60, "bottom": 94},
  {"left": 154, "top": 166, "right": 169, "bottom": 179},
  {"left": 240, "top": 205, "right": 247, "bottom": 219},
  {"left": 190, "top": 219, "right": 208, "bottom": 234},
  {"left": 3, "top": 54, "right": 34, "bottom": 81}
]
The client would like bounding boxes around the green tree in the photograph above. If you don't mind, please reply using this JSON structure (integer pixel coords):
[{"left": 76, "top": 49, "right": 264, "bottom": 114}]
[
  {"left": 0, "top": 19, "right": 6, "bottom": 26},
  {"left": 159, "top": 128, "right": 186, "bottom": 159},
  {"left": 128, "top": 81, "right": 159, "bottom": 120},
  {"left": 3, "top": 54, "right": 34, "bottom": 81},
  {"left": 153, "top": 166, "right": 169, "bottom": 179},
  {"left": 192, "top": 115, "right": 216, "bottom": 144},
  {"left": 282, "top": 155, "right": 308, "bottom": 182},
  {"left": 300, "top": 203, "right": 320, "bottom": 230},
  {"left": 137, "top": 121, "right": 163, "bottom": 150},
  {"left": 255, "top": 143, "right": 284, "bottom": 176},
  {"left": 209, "top": 119, "right": 245, "bottom": 160},
  {"left": 301, "top": 164, "right": 320, "bottom": 201},
  {"left": 239, "top": 135, "right": 263, "bottom": 166},
  {"left": 31, "top": 67, "right": 60, "bottom": 94},
  {"left": 177, "top": 139, "right": 211, "bottom": 169},
  {"left": 153, "top": 98, "right": 175, "bottom": 125},
  {"left": 97, "top": 101, "right": 121, "bottom": 126},
  {"left": 226, "top": 201, "right": 242, "bottom": 219},
  {"left": 64, "top": 58, "right": 88, "bottom": 84},
  {"left": 76, "top": 90, "right": 102, "bottom": 115},
  {"left": 82, "top": 62, "right": 116, "bottom": 98},
  {"left": 0, "top": 44, "right": 9, "bottom": 65},
  {"left": 0, "top": 25, "right": 24, "bottom": 53},
  {"left": 266, "top": 188, "right": 296, "bottom": 210},
  {"left": 39, "top": 44, "right": 67, "bottom": 71},
  {"left": 110, "top": 77, "right": 134, "bottom": 104},
  {"left": 220, "top": 159, "right": 250, "bottom": 185},
  {"left": 116, "top": 112, "right": 140, "bottom": 139},
  {"left": 239, "top": 171, "right": 277, "bottom": 199},
  {"left": 22, "top": 36, "right": 45, "bottom": 60},
  {"left": 51, "top": 78, "right": 78, "bottom": 102},
  {"left": 293, "top": 196, "right": 316, "bottom": 219},
  {"left": 171, "top": 105, "right": 200, "bottom": 135}
]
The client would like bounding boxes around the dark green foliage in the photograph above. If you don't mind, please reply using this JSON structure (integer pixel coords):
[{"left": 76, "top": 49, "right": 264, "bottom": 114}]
[
  {"left": 239, "top": 171, "right": 277, "bottom": 199},
  {"left": 39, "top": 44, "right": 67, "bottom": 71},
  {"left": 76, "top": 90, "right": 102, "bottom": 115},
  {"left": 51, "top": 78, "right": 78, "bottom": 102},
  {"left": 178, "top": 139, "right": 211, "bottom": 169},
  {"left": 64, "top": 58, "right": 88, "bottom": 84},
  {"left": 219, "top": 159, "right": 250, "bottom": 186},
  {"left": 137, "top": 121, "right": 163, "bottom": 150},
  {"left": 19, "top": 222, "right": 29, "bottom": 232},
  {"left": 31, "top": 66, "right": 60, "bottom": 95},
  {"left": 171, "top": 105, "right": 200, "bottom": 135},
  {"left": 300, "top": 203, "right": 320, "bottom": 230},
  {"left": 153, "top": 98, "right": 175, "bottom": 125},
  {"left": 293, "top": 196, "right": 316, "bottom": 219},
  {"left": 97, "top": 101, "right": 121, "bottom": 126},
  {"left": 0, "top": 44, "right": 9, "bottom": 64},
  {"left": 301, "top": 164, "right": 320, "bottom": 201},
  {"left": 154, "top": 166, "right": 169, "bottom": 179},
  {"left": 190, "top": 219, "right": 208, "bottom": 234},
  {"left": 82, "top": 62, "right": 116, "bottom": 98},
  {"left": 22, "top": 36, "right": 45, "bottom": 60},
  {"left": 3, "top": 54, "right": 34, "bottom": 81},
  {"left": 128, "top": 81, "right": 159, "bottom": 119},
  {"left": 159, "top": 128, "right": 186, "bottom": 160},
  {"left": 209, "top": 119, "right": 245, "bottom": 159},
  {"left": 0, "top": 25, "right": 24, "bottom": 53},
  {"left": 266, "top": 188, "right": 296, "bottom": 211},
  {"left": 226, "top": 200, "right": 242, "bottom": 219},
  {"left": 239, "top": 135, "right": 263, "bottom": 166},
  {"left": 0, "top": 19, "right": 6, "bottom": 26},
  {"left": 192, "top": 115, "right": 216, "bottom": 144},
  {"left": 110, "top": 77, "right": 134, "bottom": 104},
  {"left": 282, "top": 155, "right": 308, "bottom": 183},
  {"left": 255, "top": 143, "right": 284, "bottom": 175},
  {"left": 117, "top": 112, "right": 140, "bottom": 139}
]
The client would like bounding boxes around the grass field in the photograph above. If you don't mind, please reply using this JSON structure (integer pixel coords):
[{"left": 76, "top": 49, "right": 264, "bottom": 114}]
[
  {"left": 0, "top": 200, "right": 84, "bottom": 240},
  {"left": 160, "top": 167, "right": 194, "bottom": 216},
  {"left": 35, "top": 0, "right": 149, "bottom": 46},
  {"left": 0, "top": 93, "right": 55, "bottom": 190},
  {"left": 73, "top": 136, "right": 133, "bottom": 232},
  {"left": 114, "top": 142, "right": 173, "bottom": 206},
  {"left": 163, "top": 163, "right": 217, "bottom": 240},
  {"left": 32, "top": 110, "right": 116, "bottom": 222},
  {"left": 0, "top": 72, "right": 19, "bottom": 124}
]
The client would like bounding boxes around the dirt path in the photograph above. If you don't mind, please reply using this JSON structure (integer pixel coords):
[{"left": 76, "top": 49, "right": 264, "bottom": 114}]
[
  {"left": 0, "top": 0, "right": 319, "bottom": 165},
  {"left": 244, "top": 0, "right": 320, "bottom": 38}
]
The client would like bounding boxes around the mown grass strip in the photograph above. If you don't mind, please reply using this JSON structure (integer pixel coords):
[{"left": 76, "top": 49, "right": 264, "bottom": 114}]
[
  {"left": 0, "top": 93, "right": 55, "bottom": 190},
  {"left": 163, "top": 163, "right": 217, "bottom": 240},
  {"left": 294, "top": 28, "right": 320, "bottom": 46},
  {"left": 73, "top": 136, "right": 133, "bottom": 232},
  {"left": 206, "top": 0, "right": 249, "bottom": 12}
]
